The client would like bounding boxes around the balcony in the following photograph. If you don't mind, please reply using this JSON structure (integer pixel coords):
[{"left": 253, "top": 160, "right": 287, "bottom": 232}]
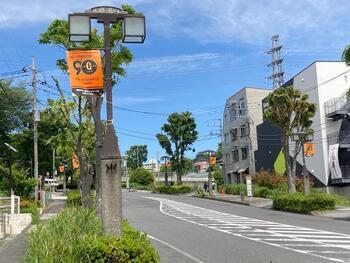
[
  {"left": 324, "top": 95, "right": 350, "bottom": 120},
  {"left": 331, "top": 165, "right": 350, "bottom": 184},
  {"left": 327, "top": 131, "right": 350, "bottom": 147}
]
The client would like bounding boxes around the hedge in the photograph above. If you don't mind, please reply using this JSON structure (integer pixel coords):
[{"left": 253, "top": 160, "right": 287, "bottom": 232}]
[
  {"left": 24, "top": 207, "right": 159, "bottom": 263},
  {"left": 273, "top": 192, "right": 336, "bottom": 213},
  {"left": 224, "top": 184, "right": 246, "bottom": 195},
  {"left": 153, "top": 185, "right": 192, "bottom": 194}
]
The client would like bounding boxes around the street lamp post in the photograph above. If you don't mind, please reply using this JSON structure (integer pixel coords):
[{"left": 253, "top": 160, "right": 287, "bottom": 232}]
[
  {"left": 5, "top": 143, "right": 18, "bottom": 196},
  {"left": 291, "top": 132, "right": 314, "bottom": 195},
  {"left": 69, "top": 6, "right": 145, "bottom": 237}
]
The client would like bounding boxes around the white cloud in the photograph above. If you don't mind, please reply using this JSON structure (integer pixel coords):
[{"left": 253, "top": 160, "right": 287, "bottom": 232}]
[
  {"left": 127, "top": 52, "right": 233, "bottom": 77},
  {"left": 1, "top": 0, "right": 349, "bottom": 48}
]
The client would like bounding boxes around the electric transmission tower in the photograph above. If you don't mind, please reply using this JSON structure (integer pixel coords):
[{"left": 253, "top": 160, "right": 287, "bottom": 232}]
[{"left": 267, "top": 35, "right": 284, "bottom": 89}]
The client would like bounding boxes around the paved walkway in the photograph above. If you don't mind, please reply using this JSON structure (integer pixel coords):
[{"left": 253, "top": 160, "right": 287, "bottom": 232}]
[
  {"left": 0, "top": 193, "right": 66, "bottom": 263},
  {"left": 198, "top": 192, "right": 273, "bottom": 208},
  {"left": 197, "top": 192, "right": 350, "bottom": 220}
]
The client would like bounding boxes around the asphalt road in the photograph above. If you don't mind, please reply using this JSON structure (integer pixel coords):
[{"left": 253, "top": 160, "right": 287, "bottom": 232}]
[{"left": 123, "top": 191, "right": 350, "bottom": 263}]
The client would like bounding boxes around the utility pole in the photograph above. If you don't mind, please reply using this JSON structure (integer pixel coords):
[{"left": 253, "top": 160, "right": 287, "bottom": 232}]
[
  {"left": 246, "top": 114, "right": 256, "bottom": 174},
  {"left": 267, "top": 35, "right": 284, "bottom": 89},
  {"left": 291, "top": 132, "right": 314, "bottom": 195},
  {"left": 31, "top": 57, "right": 39, "bottom": 201},
  {"left": 208, "top": 119, "right": 224, "bottom": 184}
]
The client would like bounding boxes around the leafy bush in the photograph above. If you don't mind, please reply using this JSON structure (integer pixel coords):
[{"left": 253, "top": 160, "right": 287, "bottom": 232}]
[
  {"left": 67, "top": 190, "right": 82, "bottom": 207},
  {"left": 273, "top": 192, "right": 336, "bottom": 213},
  {"left": 224, "top": 183, "right": 246, "bottom": 195},
  {"left": 130, "top": 167, "right": 154, "bottom": 186},
  {"left": 253, "top": 186, "right": 274, "bottom": 198},
  {"left": 25, "top": 207, "right": 101, "bottom": 262},
  {"left": 79, "top": 223, "right": 159, "bottom": 262},
  {"left": 0, "top": 165, "right": 37, "bottom": 198},
  {"left": 153, "top": 184, "right": 192, "bottom": 194},
  {"left": 24, "top": 207, "right": 159, "bottom": 263},
  {"left": 212, "top": 166, "right": 224, "bottom": 191},
  {"left": 252, "top": 170, "right": 287, "bottom": 189},
  {"left": 195, "top": 188, "right": 206, "bottom": 198},
  {"left": 21, "top": 201, "right": 40, "bottom": 224}
]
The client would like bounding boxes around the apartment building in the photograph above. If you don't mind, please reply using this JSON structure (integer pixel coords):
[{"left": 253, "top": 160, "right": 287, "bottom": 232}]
[
  {"left": 222, "top": 87, "right": 271, "bottom": 184},
  {"left": 255, "top": 61, "right": 350, "bottom": 195}
]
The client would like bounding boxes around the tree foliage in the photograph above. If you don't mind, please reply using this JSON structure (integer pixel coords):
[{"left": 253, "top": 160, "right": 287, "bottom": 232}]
[
  {"left": 264, "top": 86, "right": 316, "bottom": 193},
  {"left": 342, "top": 45, "right": 350, "bottom": 65},
  {"left": 126, "top": 145, "right": 148, "bottom": 170},
  {"left": 156, "top": 112, "right": 198, "bottom": 183},
  {"left": 129, "top": 167, "right": 154, "bottom": 186},
  {"left": 0, "top": 80, "right": 31, "bottom": 142}
]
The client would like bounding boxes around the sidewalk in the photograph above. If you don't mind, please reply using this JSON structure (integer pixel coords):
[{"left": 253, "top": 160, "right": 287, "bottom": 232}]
[
  {"left": 195, "top": 192, "right": 350, "bottom": 221},
  {"left": 196, "top": 192, "right": 273, "bottom": 208},
  {"left": 0, "top": 192, "right": 66, "bottom": 263}
]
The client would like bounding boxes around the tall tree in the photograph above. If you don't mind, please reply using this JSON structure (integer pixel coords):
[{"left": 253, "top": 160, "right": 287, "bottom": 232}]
[
  {"left": 342, "top": 46, "right": 350, "bottom": 65},
  {"left": 0, "top": 80, "right": 31, "bottom": 143},
  {"left": 156, "top": 112, "right": 198, "bottom": 184},
  {"left": 264, "top": 86, "right": 316, "bottom": 193},
  {"left": 126, "top": 145, "right": 148, "bottom": 170}
]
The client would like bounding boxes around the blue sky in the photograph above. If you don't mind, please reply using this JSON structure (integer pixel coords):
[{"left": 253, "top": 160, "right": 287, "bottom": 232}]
[{"left": 1, "top": 0, "right": 350, "bottom": 161}]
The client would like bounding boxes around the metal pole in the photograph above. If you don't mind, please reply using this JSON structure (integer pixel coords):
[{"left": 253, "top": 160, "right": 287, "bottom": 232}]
[
  {"left": 52, "top": 148, "right": 55, "bottom": 179},
  {"left": 208, "top": 153, "right": 213, "bottom": 194},
  {"left": 32, "top": 57, "right": 39, "bottom": 201},
  {"left": 301, "top": 139, "right": 310, "bottom": 195}
]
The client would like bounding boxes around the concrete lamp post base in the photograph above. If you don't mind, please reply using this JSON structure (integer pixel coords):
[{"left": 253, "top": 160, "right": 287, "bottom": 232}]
[{"left": 101, "top": 124, "right": 123, "bottom": 237}]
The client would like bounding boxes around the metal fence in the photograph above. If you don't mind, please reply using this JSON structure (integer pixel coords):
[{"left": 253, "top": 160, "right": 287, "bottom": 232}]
[{"left": 324, "top": 95, "right": 347, "bottom": 116}]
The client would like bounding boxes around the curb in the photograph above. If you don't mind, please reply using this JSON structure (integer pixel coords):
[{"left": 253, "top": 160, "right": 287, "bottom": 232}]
[{"left": 192, "top": 195, "right": 251, "bottom": 206}]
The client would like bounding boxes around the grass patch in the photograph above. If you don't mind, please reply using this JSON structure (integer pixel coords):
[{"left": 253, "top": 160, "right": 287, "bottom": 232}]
[{"left": 24, "top": 207, "right": 159, "bottom": 263}]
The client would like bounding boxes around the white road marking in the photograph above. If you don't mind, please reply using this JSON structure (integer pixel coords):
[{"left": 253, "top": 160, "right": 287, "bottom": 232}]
[
  {"left": 148, "top": 234, "right": 204, "bottom": 263},
  {"left": 147, "top": 197, "right": 350, "bottom": 263}
]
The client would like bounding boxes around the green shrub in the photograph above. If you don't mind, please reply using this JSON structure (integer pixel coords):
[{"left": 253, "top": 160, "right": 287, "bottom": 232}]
[
  {"left": 25, "top": 207, "right": 101, "bottom": 262},
  {"left": 67, "top": 190, "right": 82, "bottom": 207},
  {"left": 21, "top": 199, "right": 41, "bottom": 224},
  {"left": 273, "top": 192, "right": 336, "bottom": 213},
  {"left": 79, "top": 222, "right": 159, "bottom": 262},
  {"left": 253, "top": 186, "right": 274, "bottom": 198},
  {"left": 24, "top": 207, "right": 159, "bottom": 263},
  {"left": 252, "top": 170, "right": 287, "bottom": 189},
  {"left": 153, "top": 185, "right": 192, "bottom": 194},
  {"left": 224, "top": 184, "right": 246, "bottom": 195},
  {"left": 195, "top": 188, "right": 206, "bottom": 198},
  {"left": 130, "top": 167, "right": 154, "bottom": 186}
]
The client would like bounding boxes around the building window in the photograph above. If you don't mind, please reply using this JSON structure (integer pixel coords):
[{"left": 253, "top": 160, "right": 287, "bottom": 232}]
[
  {"left": 241, "top": 147, "right": 248, "bottom": 160},
  {"left": 239, "top": 98, "right": 246, "bottom": 117},
  {"left": 226, "top": 154, "right": 230, "bottom": 164},
  {"left": 229, "top": 103, "right": 237, "bottom": 122},
  {"left": 240, "top": 124, "right": 248, "bottom": 137},
  {"left": 232, "top": 150, "right": 239, "bottom": 163},
  {"left": 224, "top": 133, "right": 228, "bottom": 145},
  {"left": 231, "top": 128, "right": 238, "bottom": 142},
  {"left": 224, "top": 114, "right": 228, "bottom": 125}
]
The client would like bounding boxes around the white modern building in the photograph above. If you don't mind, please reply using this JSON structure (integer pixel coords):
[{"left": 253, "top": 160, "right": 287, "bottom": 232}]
[
  {"left": 255, "top": 61, "right": 350, "bottom": 194},
  {"left": 143, "top": 158, "right": 160, "bottom": 173},
  {"left": 222, "top": 87, "right": 271, "bottom": 184}
]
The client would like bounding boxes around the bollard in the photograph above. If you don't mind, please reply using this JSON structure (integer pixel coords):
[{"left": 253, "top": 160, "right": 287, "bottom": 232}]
[{"left": 240, "top": 192, "right": 244, "bottom": 202}]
